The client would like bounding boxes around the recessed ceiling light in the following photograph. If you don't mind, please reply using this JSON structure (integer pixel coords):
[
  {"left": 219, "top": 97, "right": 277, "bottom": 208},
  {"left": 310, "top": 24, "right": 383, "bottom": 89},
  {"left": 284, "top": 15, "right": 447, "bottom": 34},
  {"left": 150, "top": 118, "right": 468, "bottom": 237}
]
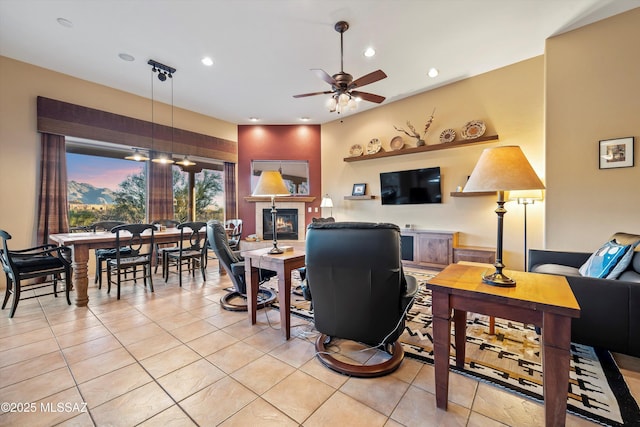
[
  {"left": 299, "top": 117, "right": 310, "bottom": 122},
  {"left": 201, "top": 57, "right": 214, "bottom": 66},
  {"left": 56, "top": 17, "right": 73, "bottom": 28},
  {"left": 363, "top": 47, "right": 376, "bottom": 58},
  {"left": 118, "top": 53, "right": 135, "bottom": 62},
  {"left": 427, "top": 67, "right": 439, "bottom": 78},
  {"left": 249, "top": 117, "right": 259, "bottom": 122}
]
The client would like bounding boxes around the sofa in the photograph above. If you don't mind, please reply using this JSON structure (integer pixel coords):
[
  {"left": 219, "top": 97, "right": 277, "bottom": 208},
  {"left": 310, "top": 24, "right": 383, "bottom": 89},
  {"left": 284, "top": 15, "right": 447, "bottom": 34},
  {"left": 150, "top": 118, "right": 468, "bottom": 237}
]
[{"left": 528, "top": 232, "right": 640, "bottom": 357}]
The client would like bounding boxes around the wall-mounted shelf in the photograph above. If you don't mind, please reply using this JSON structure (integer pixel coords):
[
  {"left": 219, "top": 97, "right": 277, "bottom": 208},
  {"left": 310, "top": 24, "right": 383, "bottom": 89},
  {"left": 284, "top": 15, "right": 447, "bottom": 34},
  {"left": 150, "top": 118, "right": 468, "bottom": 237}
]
[
  {"left": 343, "top": 135, "right": 499, "bottom": 162},
  {"left": 450, "top": 192, "right": 496, "bottom": 197},
  {"left": 344, "top": 195, "right": 376, "bottom": 200}
]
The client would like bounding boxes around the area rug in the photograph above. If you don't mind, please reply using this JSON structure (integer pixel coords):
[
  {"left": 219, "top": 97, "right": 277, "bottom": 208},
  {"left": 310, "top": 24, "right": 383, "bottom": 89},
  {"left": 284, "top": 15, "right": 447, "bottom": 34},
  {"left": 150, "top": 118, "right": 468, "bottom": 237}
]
[{"left": 265, "top": 270, "right": 640, "bottom": 426}]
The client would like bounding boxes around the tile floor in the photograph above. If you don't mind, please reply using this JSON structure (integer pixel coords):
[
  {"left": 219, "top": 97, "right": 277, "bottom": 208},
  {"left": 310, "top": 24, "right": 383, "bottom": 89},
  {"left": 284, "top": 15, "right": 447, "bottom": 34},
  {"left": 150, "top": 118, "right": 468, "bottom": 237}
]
[{"left": 1, "top": 263, "right": 638, "bottom": 426}]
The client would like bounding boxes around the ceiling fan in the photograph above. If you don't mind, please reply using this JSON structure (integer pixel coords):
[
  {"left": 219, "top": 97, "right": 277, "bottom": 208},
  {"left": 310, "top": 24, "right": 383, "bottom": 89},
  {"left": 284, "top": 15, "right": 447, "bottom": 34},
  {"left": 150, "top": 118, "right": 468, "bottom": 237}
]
[{"left": 293, "top": 21, "right": 387, "bottom": 113}]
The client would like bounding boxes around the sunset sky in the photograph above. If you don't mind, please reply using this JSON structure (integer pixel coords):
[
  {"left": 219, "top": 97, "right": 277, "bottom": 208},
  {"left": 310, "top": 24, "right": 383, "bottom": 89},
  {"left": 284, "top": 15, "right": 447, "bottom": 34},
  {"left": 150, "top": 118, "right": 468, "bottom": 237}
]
[{"left": 67, "top": 153, "right": 144, "bottom": 190}]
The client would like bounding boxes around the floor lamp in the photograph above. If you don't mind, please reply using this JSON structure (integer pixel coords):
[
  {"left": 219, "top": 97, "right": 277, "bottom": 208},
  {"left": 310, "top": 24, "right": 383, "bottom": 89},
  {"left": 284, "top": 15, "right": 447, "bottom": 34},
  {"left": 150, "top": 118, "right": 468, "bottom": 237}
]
[
  {"left": 508, "top": 190, "right": 544, "bottom": 272},
  {"left": 463, "top": 146, "right": 545, "bottom": 287},
  {"left": 252, "top": 171, "right": 291, "bottom": 254}
]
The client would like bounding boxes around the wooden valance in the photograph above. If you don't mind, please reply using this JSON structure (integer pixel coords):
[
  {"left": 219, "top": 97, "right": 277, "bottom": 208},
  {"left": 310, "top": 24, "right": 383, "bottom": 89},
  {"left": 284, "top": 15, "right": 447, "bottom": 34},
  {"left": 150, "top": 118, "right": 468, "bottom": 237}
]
[{"left": 36, "top": 96, "right": 237, "bottom": 163}]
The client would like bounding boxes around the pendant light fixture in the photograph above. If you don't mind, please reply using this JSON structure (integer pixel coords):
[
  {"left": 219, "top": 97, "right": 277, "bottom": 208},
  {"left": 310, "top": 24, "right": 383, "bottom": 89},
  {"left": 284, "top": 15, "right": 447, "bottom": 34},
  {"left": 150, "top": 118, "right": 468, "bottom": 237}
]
[
  {"left": 148, "top": 59, "right": 176, "bottom": 164},
  {"left": 124, "top": 148, "right": 150, "bottom": 162}
]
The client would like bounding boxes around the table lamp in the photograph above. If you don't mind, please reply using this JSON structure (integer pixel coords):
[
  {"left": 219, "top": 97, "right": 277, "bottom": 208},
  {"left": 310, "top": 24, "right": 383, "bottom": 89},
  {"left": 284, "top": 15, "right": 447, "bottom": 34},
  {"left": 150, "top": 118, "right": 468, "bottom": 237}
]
[
  {"left": 464, "top": 146, "right": 545, "bottom": 287},
  {"left": 507, "top": 189, "right": 544, "bottom": 271},
  {"left": 252, "top": 171, "right": 291, "bottom": 254},
  {"left": 320, "top": 194, "right": 333, "bottom": 217}
]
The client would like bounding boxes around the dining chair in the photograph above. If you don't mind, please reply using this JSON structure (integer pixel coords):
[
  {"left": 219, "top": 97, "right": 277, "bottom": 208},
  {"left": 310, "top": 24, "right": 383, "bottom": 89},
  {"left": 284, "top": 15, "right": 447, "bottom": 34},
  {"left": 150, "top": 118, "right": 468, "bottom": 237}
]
[
  {"left": 224, "top": 219, "right": 243, "bottom": 251},
  {"left": 91, "top": 220, "right": 127, "bottom": 289},
  {"left": 105, "top": 223, "right": 155, "bottom": 299},
  {"left": 151, "top": 219, "right": 180, "bottom": 276},
  {"left": 1, "top": 229, "right": 72, "bottom": 318},
  {"left": 164, "top": 221, "right": 208, "bottom": 287}
]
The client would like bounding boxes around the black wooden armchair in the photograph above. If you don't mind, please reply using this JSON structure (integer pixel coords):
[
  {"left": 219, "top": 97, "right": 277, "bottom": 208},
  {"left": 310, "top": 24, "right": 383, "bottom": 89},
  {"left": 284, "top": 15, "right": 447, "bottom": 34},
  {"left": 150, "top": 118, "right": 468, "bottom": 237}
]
[
  {"left": 1, "top": 229, "right": 71, "bottom": 317},
  {"left": 106, "top": 223, "right": 155, "bottom": 299},
  {"left": 206, "top": 220, "right": 277, "bottom": 311},
  {"left": 91, "top": 220, "right": 128, "bottom": 288},
  {"left": 164, "top": 221, "right": 207, "bottom": 287},
  {"left": 305, "top": 222, "right": 418, "bottom": 377}
]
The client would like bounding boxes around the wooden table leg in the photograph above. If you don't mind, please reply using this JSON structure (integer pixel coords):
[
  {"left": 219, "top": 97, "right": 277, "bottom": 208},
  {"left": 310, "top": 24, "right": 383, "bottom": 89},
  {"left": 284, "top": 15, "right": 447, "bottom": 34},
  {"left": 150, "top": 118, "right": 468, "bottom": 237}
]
[
  {"left": 71, "top": 245, "right": 89, "bottom": 307},
  {"left": 431, "top": 291, "right": 451, "bottom": 409},
  {"left": 542, "top": 312, "right": 572, "bottom": 427},
  {"left": 489, "top": 316, "right": 495, "bottom": 335},
  {"left": 453, "top": 309, "right": 466, "bottom": 369},
  {"left": 246, "top": 260, "right": 259, "bottom": 325},
  {"left": 276, "top": 264, "right": 291, "bottom": 340}
]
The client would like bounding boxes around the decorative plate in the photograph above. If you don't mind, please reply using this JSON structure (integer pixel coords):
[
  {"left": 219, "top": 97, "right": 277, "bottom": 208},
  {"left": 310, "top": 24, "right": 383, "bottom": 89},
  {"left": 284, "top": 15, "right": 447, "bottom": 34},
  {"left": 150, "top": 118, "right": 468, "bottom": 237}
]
[
  {"left": 390, "top": 136, "right": 404, "bottom": 151},
  {"left": 461, "top": 120, "right": 486, "bottom": 140},
  {"left": 439, "top": 128, "right": 456, "bottom": 143},
  {"left": 366, "top": 138, "right": 382, "bottom": 155},
  {"left": 349, "top": 144, "right": 364, "bottom": 157}
]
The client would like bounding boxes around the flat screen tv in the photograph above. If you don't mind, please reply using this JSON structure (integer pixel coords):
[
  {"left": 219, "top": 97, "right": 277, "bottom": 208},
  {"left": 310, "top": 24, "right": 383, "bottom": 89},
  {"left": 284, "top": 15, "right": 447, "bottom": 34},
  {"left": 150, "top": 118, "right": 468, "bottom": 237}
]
[{"left": 380, "top": 167, "right": 442, "bottom": 205}]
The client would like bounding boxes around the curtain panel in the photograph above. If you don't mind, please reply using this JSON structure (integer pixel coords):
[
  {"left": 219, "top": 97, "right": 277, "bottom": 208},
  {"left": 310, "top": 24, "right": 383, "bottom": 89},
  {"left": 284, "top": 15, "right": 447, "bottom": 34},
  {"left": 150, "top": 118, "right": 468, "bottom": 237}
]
[
  {"left": 224, "top": 162, "right": 237, "bottom": 219},
  {"left": 37, "top": 133, "right": 69, "bottom": 245},
  {"left": 147, "top": 160, "right": 174, "bottom": 222}
]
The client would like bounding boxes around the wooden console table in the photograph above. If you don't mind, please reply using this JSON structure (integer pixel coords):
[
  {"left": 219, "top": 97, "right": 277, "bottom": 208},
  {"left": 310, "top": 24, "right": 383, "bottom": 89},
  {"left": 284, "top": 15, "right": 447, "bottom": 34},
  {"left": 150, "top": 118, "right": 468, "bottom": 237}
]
[{"left": 427, "top": 263, "right": 580, "bottom": 426}]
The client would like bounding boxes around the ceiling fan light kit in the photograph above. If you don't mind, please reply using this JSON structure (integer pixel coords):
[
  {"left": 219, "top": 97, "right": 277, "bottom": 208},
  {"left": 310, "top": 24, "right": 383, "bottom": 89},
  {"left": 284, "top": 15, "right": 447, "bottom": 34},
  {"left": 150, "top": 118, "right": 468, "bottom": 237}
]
[{"left": 294, "top": 21, "right": 387, "bottom": 114}]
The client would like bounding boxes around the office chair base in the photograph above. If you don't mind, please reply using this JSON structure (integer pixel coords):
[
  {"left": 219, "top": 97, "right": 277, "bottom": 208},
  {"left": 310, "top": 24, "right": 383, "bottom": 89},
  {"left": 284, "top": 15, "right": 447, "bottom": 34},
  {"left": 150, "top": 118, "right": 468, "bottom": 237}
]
[
  {"left": 220, "top": 289, "right": 277, "bottom": 312},
  {"left": 315, "top": 334, "right": 404, "bottom": 377}
]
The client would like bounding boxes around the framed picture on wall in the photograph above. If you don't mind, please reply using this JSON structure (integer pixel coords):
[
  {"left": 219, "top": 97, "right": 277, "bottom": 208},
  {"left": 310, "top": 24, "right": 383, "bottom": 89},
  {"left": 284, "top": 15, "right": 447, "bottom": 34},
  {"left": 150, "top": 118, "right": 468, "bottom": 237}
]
[
  {"left": 599, "top": 137, "right": 634, "bottom": 169},
  {"left": 352, "top": 183, "right": 367, "bottom": 196}
]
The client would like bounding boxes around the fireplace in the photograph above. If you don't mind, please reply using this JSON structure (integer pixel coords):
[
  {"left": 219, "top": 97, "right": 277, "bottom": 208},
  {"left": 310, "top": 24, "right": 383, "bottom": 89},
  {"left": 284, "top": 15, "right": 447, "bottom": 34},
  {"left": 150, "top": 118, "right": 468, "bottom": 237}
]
[{"left": 263, "top": 208, "right": 298, "bottom": 240}]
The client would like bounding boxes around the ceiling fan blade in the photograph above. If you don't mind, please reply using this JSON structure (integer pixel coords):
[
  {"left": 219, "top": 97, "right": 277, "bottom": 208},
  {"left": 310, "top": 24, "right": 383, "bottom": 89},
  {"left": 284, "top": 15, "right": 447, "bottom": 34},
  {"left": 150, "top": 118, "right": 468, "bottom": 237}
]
[
  {"left": 311, "top": 69, "right": 337, "bottom": 85},
  {"left": 293, "top": 91, "right": 333, "bottom": 98},
  {"left": 351, "top": 69, "right": 387, "bottom": 88},
  {"left": 351, "top": 91, "right": 386, "bottom": 104}
]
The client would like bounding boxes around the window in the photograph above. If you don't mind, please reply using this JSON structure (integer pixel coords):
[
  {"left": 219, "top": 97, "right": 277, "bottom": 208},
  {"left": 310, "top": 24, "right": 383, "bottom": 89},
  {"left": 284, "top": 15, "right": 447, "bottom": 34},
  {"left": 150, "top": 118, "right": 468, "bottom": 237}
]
[
  {"left": 67, "top": 152, "right": 147, "bottom": 226},
  {"left": 67, "top": 140, "right": 226, "bottom": 226},
  {"left": 173, "top": 165, "right": 225, "bottom": 222}
]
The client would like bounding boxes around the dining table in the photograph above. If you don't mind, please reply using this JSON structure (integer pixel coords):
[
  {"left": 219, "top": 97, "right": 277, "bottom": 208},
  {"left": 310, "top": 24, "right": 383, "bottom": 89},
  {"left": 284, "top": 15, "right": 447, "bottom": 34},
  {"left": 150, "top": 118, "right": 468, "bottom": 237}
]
[{"left": 49, "top": 228, "right": 184, "bottom": 307}]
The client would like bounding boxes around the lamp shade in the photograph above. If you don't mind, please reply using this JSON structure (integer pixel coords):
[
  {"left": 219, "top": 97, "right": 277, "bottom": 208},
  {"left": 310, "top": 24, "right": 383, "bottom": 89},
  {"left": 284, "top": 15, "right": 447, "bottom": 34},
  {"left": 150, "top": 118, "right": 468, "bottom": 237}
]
[
  {"left": 252, "top": 171, "right": 290, "bottom": 197},
  {"left": 464, "top": 146, "right": 545, "bottom": 192},
  {"left": 320, "top": 195, "right": 333, "bottom": 208}
]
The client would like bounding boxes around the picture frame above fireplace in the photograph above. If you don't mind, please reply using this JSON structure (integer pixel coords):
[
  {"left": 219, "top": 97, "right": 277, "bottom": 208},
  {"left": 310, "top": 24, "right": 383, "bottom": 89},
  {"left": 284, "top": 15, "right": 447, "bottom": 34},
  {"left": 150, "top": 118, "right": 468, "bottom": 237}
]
[{"left": 251, "top": 160, "right": 309, "bottom": 194}]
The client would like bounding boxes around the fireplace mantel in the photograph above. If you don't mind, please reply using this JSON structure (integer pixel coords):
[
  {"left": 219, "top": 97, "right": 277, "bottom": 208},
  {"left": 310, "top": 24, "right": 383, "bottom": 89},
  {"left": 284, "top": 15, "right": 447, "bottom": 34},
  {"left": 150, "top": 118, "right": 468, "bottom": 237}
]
[{"left": 244, "top": 196, "right": 315, "bottom": 203}]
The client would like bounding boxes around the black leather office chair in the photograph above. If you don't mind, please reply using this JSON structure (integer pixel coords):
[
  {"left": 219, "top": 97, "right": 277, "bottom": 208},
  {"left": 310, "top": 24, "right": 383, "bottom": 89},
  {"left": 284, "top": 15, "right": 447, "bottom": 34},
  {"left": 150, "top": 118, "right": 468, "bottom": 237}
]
[
  {"left": 305, "top": 222, "right": 418, "bottom": 377},
  {"left": 207, "top": 220, "right": 277, "bottom": 311},
  {"left": 1, "top": 229, "right": 71, "bottom": 317}
]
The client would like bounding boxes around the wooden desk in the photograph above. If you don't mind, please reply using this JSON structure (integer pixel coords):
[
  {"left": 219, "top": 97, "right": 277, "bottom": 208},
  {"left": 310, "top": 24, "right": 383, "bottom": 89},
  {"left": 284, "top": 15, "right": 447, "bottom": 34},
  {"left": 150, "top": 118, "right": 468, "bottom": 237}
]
[
  {"left": 49, "top": 229, "right": 183, "bottom": 307},
  {"left": 244, "top": 247, "right": 306, "bottom": 339},
  {"left": 426, "top": 263, "right": 580, "bottom": 427}
]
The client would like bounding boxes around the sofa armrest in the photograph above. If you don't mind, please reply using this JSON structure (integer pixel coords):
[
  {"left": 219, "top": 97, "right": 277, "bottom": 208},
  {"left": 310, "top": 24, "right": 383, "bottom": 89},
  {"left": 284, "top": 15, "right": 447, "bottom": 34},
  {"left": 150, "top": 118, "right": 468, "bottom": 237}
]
[{"left": 528, "top": 249, "right": 591, "bottom": 270}]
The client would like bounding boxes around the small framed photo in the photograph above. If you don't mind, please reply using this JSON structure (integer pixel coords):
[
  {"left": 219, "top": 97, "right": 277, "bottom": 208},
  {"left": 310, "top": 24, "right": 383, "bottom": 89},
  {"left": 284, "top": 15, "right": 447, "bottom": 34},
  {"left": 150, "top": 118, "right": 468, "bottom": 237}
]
[
  {"left": 352, "top": 183, "right": 366, "bottom": 196},
  {"left": 599, "top": 137, "right": 634, "bottom": 169}
]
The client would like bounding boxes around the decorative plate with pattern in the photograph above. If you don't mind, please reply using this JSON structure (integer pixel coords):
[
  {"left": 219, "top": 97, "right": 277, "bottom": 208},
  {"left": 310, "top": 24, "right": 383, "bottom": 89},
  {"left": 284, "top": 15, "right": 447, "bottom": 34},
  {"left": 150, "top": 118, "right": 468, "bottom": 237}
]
[
  {"left": 349, "top": 144, "right": 363, "bottom": 157},
  {"left": 366, "top": 138, "right": 382, "bottom": 155},
  {"left": 390, "top": 136, "right": 404, "bottom": 151},
  {"left": 461, "top": 120, "right": 486, "bottom": 140},
  {"left": 439, "top": 129, "right": 456, "bottom": 143}
]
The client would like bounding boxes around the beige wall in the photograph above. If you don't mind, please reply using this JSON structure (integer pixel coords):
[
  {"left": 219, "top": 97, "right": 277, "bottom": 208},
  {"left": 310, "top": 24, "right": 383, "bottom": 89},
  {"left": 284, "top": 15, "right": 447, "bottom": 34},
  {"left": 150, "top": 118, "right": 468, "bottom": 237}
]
[
  {"left": 321, "top": 56, "right": 545, "bottom": 270},
  {"left": 0, "top": 57, "right": 236, "bottom": 282},
  {"left": 545, "top": 8, "right": 640, "bottom": 250}
]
